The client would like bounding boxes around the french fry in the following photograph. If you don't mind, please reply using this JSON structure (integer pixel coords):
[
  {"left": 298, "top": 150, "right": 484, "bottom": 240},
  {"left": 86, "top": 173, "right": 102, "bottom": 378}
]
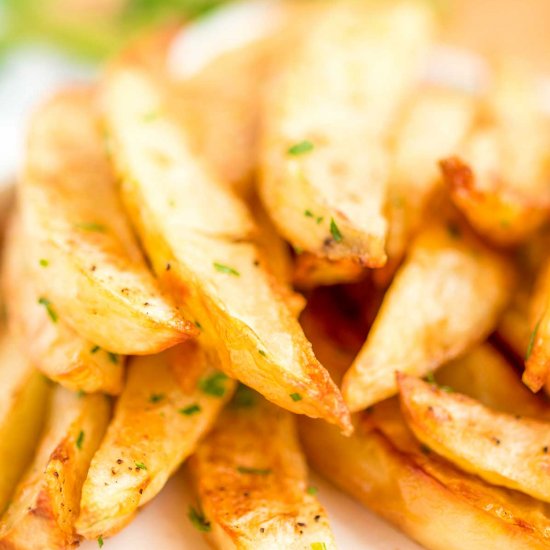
[
  {"left": 188, "top": 392, "right": 336, "bottom": 549},
  {"left": 441, "top": 62, "right": 550, "bottom": 246},
  {"left": 2, "top": 216, "right": 124, "bottom": 394},
  {"left": 76, "top": 343, "right": 235, "bottom": 539},
  {"left": 20, "top": 87, "right": 196, "bottom": 354},
  {"left": 293, "top": 254, "right": 366, "bottom": 290},
  {"left": 342, "top": 221, "right": 514, "bottom": 411},
  {"left": 0, "top": 332, "right": 50, "bottom": 514},
  {"left": 260, "top": 0, "right": 435, "bottom": 266},
  {"left": 0, "top": 387, "right": 110, "bottom": 549},
  {"left": 398, "top": 373, "right": 550, "bottom": 503},
  {"left": 101, "top": 66, "right": 351, "bottom": 433},
  {"left": 300, "top": 408, "right": 550, "bottom": 550}
]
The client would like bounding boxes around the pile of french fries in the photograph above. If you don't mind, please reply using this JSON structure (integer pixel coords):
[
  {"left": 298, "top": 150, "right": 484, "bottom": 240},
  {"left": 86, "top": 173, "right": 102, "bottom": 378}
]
[{"left": 2, "top": 0, "right": 550, "bottom": 548}]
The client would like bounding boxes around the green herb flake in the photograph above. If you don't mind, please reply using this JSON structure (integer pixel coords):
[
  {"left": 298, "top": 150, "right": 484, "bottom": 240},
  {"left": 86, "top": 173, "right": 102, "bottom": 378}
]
[
  {"left": 179, "top": 403, "right": 201, "bottom": 416},
  {"left": 330, "top": 218, "right": 343, "bottom": 243},
  {"left": 526, "top": 318, "right": 542, "bottom": 360},
  {"left": 75, "top": 222, "right": 107, "bottom": 233},
  {"left": 142, "top": 110, "right": 160, "bottom": 122},
  {"left": 304, "top": 210, "right": 324, "bottom": 224},
  {"left": 90, "top": 345, "right": 100, "bottom": 354},
  {"left": 97, "top": 535, "right": 104, "bottom": 548},
  {"left": 39, "top": 259, "right": 49, "bottom": 268},
  {"left": 135, "top": 462, "right": 147, "bottom": 470},
  {"left": 189, "top": 506, "right": 211, "bottom": 532},
  {"left": 237, "top": 466, "right": 272, "bottom": 475},
  {"left": 425, "top": 372, "right": 436, "bottom": 384},
  {"left": 38, "top": 297, "right": 58, "bottom": 323},
  {"left": 258, "top": 349, "right": 267, "bottom": 357},
  {"left": 149, "top": 393, "right": 166, "bottom": 404},
  {"left": 440, "top": 385, "right": 454, "bottom": 393},
  {"left": 76, "top": 389, "right": 86, "bottom": 398},
  {"left": 293, "top": 245, "right": 304, "bottom": 255},
  {"left": 76, "top": 430, "right": 85, "bottom": 450},
  {"left": 199, "top": 371, "right": 228, "bottom": 397},
  {"left": 213, "top": 262, "right": 240, "bottom": 277},
  {"left": 194, "top": 320, "right": 202, "bottom": 330},
  {"left": 307, "top": 486, "right": 318, "bottom": 495},
  {"left": 446, "top": 222, "right": 461, "bottom": 239},
  {"left": 290, "top": 392, "right": 302, "bottom": 402},
  {"left": 288, "top": 140, "right": 314, "bottom": 156},
  {"left": 231, "top": 384, "right": 256, "bottom": 408},
  {"left": 108, "top": 352, "right": 119, "bottom": 365},
  {"left": 420, "top": 444, "right": 431, "bottom": 455},
  {"left": 311, "top": 543, "right": 327, "bottom": 550}
]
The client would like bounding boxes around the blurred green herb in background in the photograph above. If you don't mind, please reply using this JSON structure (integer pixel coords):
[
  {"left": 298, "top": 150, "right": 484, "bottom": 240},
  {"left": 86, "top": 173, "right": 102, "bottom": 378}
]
[{"left": 0, "top": 0, "right": 229, "bottom": 60}]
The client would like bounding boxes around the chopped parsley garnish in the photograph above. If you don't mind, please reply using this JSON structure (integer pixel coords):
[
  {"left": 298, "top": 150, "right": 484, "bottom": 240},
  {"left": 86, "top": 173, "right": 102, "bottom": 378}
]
[
  {"left": 135, "top": 462, "right": 147, "bottom": 470},
  {"left": 213, "top": 262, "right": 240, "bottom": 276},
  {"left": 142, "top": 111, "right": 160, "bottom": 122},
  {"left": 307, "top": 486, "right": 318, "bottom": 495},
  {"left": 290, "top": 392, "right": 302, "bottom": 402},
  {"left": 194, "top": 320, "right": 202, "bottom": 330},
  {"left": 90, "top": 345, "right": 100, "bottom": 354},
  {"left": 179, "top": 403, "right": 201, "bottom": 416},
  {"left": 75, "top": 222, "right": 107, "bottom": 233},
  {"left": 237, "top": 466, "right": 272, "bottom": 475},
  {"left": 97, "top": 535, "right": 104, "bottom": 548},
  {"left": 330, "top": 218, "right": 342, "bottom": 242},
  {"left": 425, "top": 372, "right": 452, "bottom": 392},
  {"left": 526, "top": 319, "right": 542, "bottom": 360},
  {"left": 304, "top": 210, "right": 324, "bottom": 224},
  {"left": 288, "top": 140, "right": 314, "bottom": 156},
  {"left": 293, "top": 245, "right": 304, "bottom": 255},
  {"left": 311, "top": 543, "right": 327, "bottom": 550},
  {"left": 188, "top": 506, "right": 211, "bottom": 532},
  {"left": 420, "top": 444, "right": 431, "bottom": 455},
  {"left": 258, "top": 349, "right": 267, "bottom": 357},
  {"left": 108, "top": 352, "right": 119, "bottom": 365},
  {"left": 425, "top": 372, "right": 436, "bottom": 384},
  {"left": 199, "top": 371, "right": 228, "bottom": 397},
  {"left": 77, "top": 389, "right": 86, "bottom": 398},
  {"left": 76, "top": 430, "right": 85, "bottom": 450},
  {"left": 38, "top": 297, "right": 58, "bottom": 323},
  {"left": 149, "top": 393, "right": 165, "bottom": 404},
  {"left": 231, "top": 384, "right": 256, "bottom": 408},
  {"left": 39, "top": 259, "right": 49, "bottom": 267},
  {"left": 446, "top": 222, "right": 461, "bottom": 239}
]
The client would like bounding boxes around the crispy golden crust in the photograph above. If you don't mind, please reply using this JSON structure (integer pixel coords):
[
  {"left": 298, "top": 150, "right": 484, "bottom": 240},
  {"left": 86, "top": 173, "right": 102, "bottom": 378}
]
[
  {"left": 76, "top": 343, "right": 235, "bottom": 539},
  {"left": 101, "top": 66, "right": 351, "bottom": 433},
  {"left": 20, "top": 87, "right": 196, "bottom": 354},
  {"left": 189, "top": 396, "right": 336, "bottom": 549},
  {"left": 398, "top": 373, "right": 550, "bottom": 503},
  {"left": 0, "top": 388, "right": 110, "bottom": 549}
]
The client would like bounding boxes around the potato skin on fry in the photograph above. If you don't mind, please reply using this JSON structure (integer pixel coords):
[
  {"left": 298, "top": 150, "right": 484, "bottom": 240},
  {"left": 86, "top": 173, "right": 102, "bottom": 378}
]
[
  {"left": 20, "top": 87, "right": 196, "bottom": 354},
  {"left": 101, "top": 66, "right": 351, "bottom": 433},
  {"left": 342, "top": 222, "right": 514, "bottom": 411},
  {"left": 398, "top": 373, "right": 550, "bottom": 503},
  {"left": 300, "top": 408, "right": 550, "bottom": 550},
  {"left": 189, "top": 394, "right": 336, "bottom": 549},
  {"left": 0, "top": 388, "right": 110, "bottom": 549},
  {"left": 2, "top": 216, "right": 124, "bottom": 395},
  {"left": 76, "top": 343, "right": 235, "bottom": 539}
]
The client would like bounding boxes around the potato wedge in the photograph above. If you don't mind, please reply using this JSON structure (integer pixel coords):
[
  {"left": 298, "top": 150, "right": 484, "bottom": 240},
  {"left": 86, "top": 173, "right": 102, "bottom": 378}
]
[
  {"left": 20, "top": 87, "right": 196, "bottom": 354},
  {"left": 101, "top": 66, "right": 351, "bottom": 432},
  {"left": 386, "top": 87, "right": 477, "bottom": 262},
  {"left": 342, "top": 221, "right": 514, "bottom": 411},
  {"left": 0, "top": 387, "right": 110, "bottom": 549},
  {"left": 441, "top": 63, "right": 550, "bottom": 246},
  {"left": 0, "top": 333, "right": 50, "bottom": 513},
  {"left": 188, "top": 393, "right": 336, "bottom": 549},
  {"left": 2, "top": 216, "right": 124, "bottom": 394},
  {"left": 260, "top": 0, "right": 435, "bottom": 266},
  {"left": 398, "top": 373, "right": 550, "bottom": 503},
  {"left": 293, "top": 254, "right": 366, "bottom": 290},
  {"left": 76, "top": 343, "right": 235, "bottom": 539},
  {"left": 300, "top": 410, "right": 550, "bottom": 550}
]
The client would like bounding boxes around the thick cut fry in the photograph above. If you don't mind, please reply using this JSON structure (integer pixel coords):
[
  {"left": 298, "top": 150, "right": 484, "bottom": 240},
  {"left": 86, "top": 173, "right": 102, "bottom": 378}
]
[
  {"left": 342, "top": 222, "right": 514, "bottom": 411},
  {"left": 101, "top": 66, "right": 351, "bottom": 432},
  {"left": 441, "top": 63, "right": 550, "bottom": 246},
  {"left": 0, "top": 387, "right": 110, "bottom": 549},
  {"left": 2, "top": 216, "right": 124, "bottom": 394},
  {"left": 260, "top": 0, "right": 435, "bottom": 266},
  {"left": 188, "top": 394, "right": 336, "bottom": 549},
  {"left": 300, "top": 409, "right": 550, "bottom": 550},
  {"left": 20, "top": 87, "right": 196, "bottom": 354},
  {"left": 398, "top": 373, "right": 550, "bottom": 503},
  {"left": 76, "top": 343, "right": 235, "bottom": 539},
  {"left": 0, "top": 333, "right": 50, "bottom": 513},
  {"left": 293, "top": 254, "right": 366, "bottom": 290},
  {"left": 386, "top": 87, "right": 477, "bottom": 262}
]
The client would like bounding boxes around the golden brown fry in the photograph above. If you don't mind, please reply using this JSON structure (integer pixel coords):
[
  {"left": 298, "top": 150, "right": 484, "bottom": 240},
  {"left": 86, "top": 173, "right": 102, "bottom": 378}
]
[
  {"left": 398, "top": 373, "right": 550, "bottom": 503},
  {"left": 2, "top": 216, "right": 124, "bottom": 394},
  {"left": 0, "top": 387, "right": 110, "bottom": 549},
  {"left": 188, "top": 393, "right": 336, "bottom": 549},
  {"left": 101, "top": 66, "right": 351, "bottom": 432},
  {"left": 76, "top": 343, "right": 235, "bottom": 539},
  {"left": 20, "top": 87, "right": 196, "bottom": 354},
  {"left": 260, "top": 0, "right": 435, "bottom": 266},
  {"left": 292, "top": 254, "right": 366, "bottom": 290},
  {"left": 441, "top": 62, "right": 550, "bottom": 246},
  {"left": 300, "top": 408, "right": 550, "bottom": 550},
  {"left": 0, "top": 333, "right": 50, "bottom": 513},
  {"left": 342, "top": 222, "right": 514, "bottom": 411}
]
